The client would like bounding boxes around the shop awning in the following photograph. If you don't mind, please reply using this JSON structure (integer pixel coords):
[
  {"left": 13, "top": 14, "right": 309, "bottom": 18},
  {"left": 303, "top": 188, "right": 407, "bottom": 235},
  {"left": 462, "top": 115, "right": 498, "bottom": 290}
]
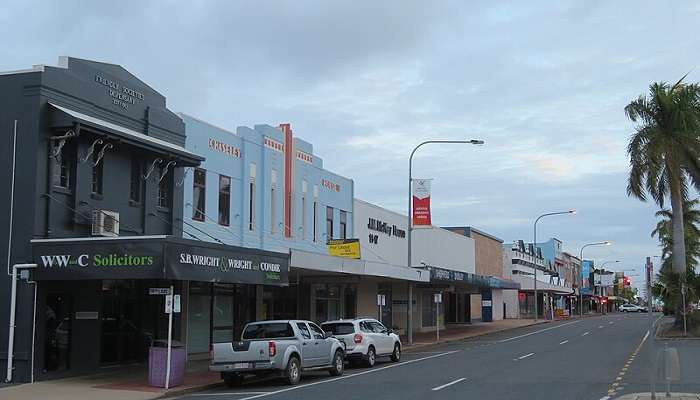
[
  {"left": 430, "top": 266, "right": 521, "bottom": 290},
  {"left": 31, "top": 236, "right": 288, "bottom": 286},
  {"left": 512, "top": 274, "right": 574, "bottom": 295},
  {"left": 50, "top": 102, "right": 204, "bottom": 165}
]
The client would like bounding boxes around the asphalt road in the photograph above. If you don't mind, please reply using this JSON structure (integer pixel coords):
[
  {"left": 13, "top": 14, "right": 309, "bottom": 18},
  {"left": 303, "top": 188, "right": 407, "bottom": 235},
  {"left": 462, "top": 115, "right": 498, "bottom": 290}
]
[{"left": 181, "top": 314, "right": 700, "bottom": 400}]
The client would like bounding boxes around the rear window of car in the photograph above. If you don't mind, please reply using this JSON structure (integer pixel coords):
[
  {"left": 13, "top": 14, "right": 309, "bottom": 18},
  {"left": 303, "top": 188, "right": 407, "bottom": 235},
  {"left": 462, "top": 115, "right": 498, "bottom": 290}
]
[
  {"left": 321, "top": 322, "right": 355, "bottom": 335},
  {"left": 242, "top": 323, "right": 294, "bottom": 339}
]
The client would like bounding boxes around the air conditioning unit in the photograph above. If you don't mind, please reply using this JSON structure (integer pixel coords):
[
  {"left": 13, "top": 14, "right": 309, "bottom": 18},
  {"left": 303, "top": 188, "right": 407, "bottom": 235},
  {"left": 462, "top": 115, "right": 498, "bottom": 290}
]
[{"left": 92, "top": 210, "right": 119, "bottom": 237}]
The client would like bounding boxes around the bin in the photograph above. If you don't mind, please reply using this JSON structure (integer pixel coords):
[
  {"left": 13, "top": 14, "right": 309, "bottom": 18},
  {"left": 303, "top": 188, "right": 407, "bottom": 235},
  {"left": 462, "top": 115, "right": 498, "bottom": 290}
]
[{"left": 148, "top": 340, "right": 186, "bottom": 388}]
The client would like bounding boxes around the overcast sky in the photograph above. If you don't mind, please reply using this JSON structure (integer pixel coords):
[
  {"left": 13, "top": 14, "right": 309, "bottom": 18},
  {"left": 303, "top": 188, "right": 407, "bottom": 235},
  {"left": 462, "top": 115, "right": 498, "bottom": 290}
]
[{"left": 3, "top": 1, "right": 699, "bottom": 285}]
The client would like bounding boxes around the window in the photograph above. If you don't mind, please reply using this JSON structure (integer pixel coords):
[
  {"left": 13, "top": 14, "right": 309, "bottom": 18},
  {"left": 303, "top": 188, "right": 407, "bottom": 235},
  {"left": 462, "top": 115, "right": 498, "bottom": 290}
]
[
  {"left": 91, "top": 151, "right": 103, "bottom": 195},
  {"left": 339, "top": 210, "right": 347, "bottom": 239},
  {"left": 192, "top": 168, "right": 206, "bottom": 221},
  {"left": 157, "top": 165, "right": 170, "bottom": 208},
  {"left": 308, "top": 323, "right": 325, "bottom": 339},
  {"left": 242, "top": 322, "right": 294, "bottom": 339},
  {"left": 313, "top": 185, "right": 318, "bottom": 242},
  {"left": 326, "top": 206, "right": 334, "bottom": 241},
  {"left": 129, "top": 157, "right": 141, "bottom": 202},
  {"left": 320, "top": 322, "right": 355, "bottom": 335},
  {"left": 52, "top": 143, "right": 71, "bottom": 189},
  {"left": 369, "top": 321, "right": 387, "bottom": 333},
  {"left": 301, "top": 180, "right": 308, "bottom": 239},
  {"left": 296, "top": 323, "right": 311, "bottom": 339},
  {"left": 422, "top": 292, "right": 438, "bottom": 327},
  {"left": 218, "top": 175, "right": 230, "bottom": 226},
  {"left": 359, "top": 321, "right": 373, "bottom": 333},
  {"left": 270, "top": 169, "right": 277, "bottom": 234},
  {"left": 249, "top": 163, "right": 256, "bottom": 230}
]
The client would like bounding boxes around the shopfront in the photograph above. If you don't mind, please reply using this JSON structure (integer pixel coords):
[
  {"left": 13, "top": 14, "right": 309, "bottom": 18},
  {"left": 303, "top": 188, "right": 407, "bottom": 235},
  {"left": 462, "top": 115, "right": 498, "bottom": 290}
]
[{"left": 30, "top": 236, "right": 288, "bottom": 379}]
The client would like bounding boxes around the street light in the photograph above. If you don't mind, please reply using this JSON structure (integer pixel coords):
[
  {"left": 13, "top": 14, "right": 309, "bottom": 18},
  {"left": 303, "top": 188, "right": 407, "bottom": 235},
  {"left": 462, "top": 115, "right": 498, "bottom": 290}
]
[
  {"left": 578, "top": 241, "right": 612, "bottom": 317},
  {"left": 600, "top": 260, "right": 620, "bottom": 269},
  {"left": 532, "top": 210, "right": 576, "bottom": 322},
  {"left": 407, "top": 139, "right": 484, "bottom": 345}
]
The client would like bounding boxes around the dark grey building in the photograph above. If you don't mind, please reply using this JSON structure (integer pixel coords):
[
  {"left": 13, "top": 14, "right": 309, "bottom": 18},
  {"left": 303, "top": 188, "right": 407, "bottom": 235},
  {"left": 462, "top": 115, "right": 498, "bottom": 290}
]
[{"left": 0, "top": 57, "right": 289, "bottom": 383}]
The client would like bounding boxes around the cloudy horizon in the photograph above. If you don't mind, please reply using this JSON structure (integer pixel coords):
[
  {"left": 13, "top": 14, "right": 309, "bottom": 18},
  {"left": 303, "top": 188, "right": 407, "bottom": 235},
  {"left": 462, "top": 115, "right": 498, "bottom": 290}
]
[{"left": 4, "top": 1, "right": 698, "bottom": 288}]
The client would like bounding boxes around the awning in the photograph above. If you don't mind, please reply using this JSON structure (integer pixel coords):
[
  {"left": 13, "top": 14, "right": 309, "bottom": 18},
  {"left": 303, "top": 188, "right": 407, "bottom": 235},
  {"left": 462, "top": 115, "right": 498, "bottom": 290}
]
[
  {"left": 430, "top": 267, "right": 521, "bottom": 290},
  {"left": 50, "top": 102, "right": 204, "bottom": 165},
  {"left": 512, "top": 275, "right": 574, "bottom": 295},
  {"left": 31, "top": 236, "right": 288, "bottom": 286}
]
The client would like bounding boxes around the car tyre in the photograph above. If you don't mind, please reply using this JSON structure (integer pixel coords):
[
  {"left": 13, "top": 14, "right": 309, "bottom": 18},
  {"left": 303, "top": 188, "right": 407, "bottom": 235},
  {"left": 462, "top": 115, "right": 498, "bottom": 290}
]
[
  {"left": 365, "top": 346, "right": 376, "bottom": 367},
  {"left": 390, "top": 343, "right": 401, "bottom": 362},
  {"left": 223, "top": 372, "right": 243, "bottom": 387},
  {"left": 285, "top": 356, "right": 301, "bottom": 385},
  {"left": 329, "top": 350, "right": 344, "bottom": 376}
]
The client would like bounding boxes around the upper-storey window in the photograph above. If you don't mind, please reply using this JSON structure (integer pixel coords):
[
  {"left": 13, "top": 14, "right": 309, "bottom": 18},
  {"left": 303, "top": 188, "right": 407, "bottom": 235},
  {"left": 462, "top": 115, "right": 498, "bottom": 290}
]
[
  {"left": 301, "top": 180, "right": 308, "bottom": 239},
  {"left": 91, "top": 151, "right": 103, "bottom": 195},
  {"left": 157, "top": 164, "right": 170, "bottom": 209},
  {"left": 193, "top": 168, "right": 206, "bottom": 221},
  {"left": 326, "top": 206, "right": 334, "bottom": 241},
  {"left": 249, "top": 163, "right": 256, "bottom": 231},
  {"left": 270, "top": 169, "right": 277, "bottom": 234},
  {"left": 218, "top": 175, "right": 231, "bottom": 226},
  {"left": 129, "top": 157, "right": 141, "bottom": 203},
  {"left": 52, "top": 142, "right": 71, "bottom": 189},
  {"left": 339, "top": 210, "right": 347, "bottom": 239}
]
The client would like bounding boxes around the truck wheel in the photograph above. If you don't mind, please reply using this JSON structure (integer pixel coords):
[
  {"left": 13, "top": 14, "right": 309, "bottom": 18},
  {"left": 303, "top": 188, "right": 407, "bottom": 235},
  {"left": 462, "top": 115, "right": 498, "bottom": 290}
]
[
  {"left": 285, "top": 356, "right": 301, "bottom": 385},
  {"left": 365, "top": 346, "right": 376, "bottom": 367},
  {"left": 223, "top": 372, "right": 243, "bottom": 387},
  {"left": 329, "top": 350, "right": 344, "bottom": 376},
  {"left": 391, "top": 343, "right": 401, "bottom": 362}
]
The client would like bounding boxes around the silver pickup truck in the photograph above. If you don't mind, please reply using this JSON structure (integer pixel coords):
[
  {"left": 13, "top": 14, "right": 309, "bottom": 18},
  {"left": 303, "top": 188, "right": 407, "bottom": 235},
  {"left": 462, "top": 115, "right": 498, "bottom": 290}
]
[{"left": 210, "top": 319, "right": 346, "bottom": 386}]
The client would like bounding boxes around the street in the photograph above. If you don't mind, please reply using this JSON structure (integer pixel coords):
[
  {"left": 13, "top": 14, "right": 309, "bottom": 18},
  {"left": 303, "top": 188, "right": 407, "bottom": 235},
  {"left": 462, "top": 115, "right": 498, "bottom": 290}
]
[{"left": 180, "top": 314, "right": 700, "bottom": 400}]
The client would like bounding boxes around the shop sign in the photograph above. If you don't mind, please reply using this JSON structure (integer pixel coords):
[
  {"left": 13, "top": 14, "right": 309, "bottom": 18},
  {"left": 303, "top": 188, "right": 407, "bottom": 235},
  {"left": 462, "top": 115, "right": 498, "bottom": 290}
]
[
  {"left": 367, "top": 218, "right": 405, "bottom": 246},
  {"left": 433, "top": 293, "right": 442, "bottom": 303},
  {"left": 412, "top": 179, "right": 432, "bottom": 227},
  {"left": 95, "top": 74, "right": 145, "bottom": 110},
  {"left": 377, "top": 294, "right": 386, "bottom": 306},
  {"left": 149, "top": 287, "right": 171, "bottom": 295},
  {"left": 482, "top": 300, "right": 492, "bottom": 307},
  {"left": 208, "top": 138, "right": 241, "bottom": 158},
  {"left": 327, "top": 239, "right": 361, "bottom": 259}
]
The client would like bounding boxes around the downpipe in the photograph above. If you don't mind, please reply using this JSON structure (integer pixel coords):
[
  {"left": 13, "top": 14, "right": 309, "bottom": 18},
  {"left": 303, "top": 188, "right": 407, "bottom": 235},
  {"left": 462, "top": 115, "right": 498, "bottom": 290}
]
[{"left": 5, "top": 263, "right": 36, "bottom": 383}]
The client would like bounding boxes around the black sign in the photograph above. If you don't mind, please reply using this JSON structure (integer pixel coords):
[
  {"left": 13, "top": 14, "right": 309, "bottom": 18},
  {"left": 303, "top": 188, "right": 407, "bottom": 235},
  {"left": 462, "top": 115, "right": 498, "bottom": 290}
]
[
  {"left": 430, "top": 267, "right": 520, "bottom": 290},
  {"left": 32, "top": 237, "right": 289, "bottom": 286}
]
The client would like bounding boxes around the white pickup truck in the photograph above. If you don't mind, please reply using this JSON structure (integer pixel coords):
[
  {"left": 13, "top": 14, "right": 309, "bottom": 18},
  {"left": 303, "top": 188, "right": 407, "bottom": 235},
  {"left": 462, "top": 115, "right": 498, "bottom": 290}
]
[{"left": 210, "top": 320, "right": 346, "bottom": 386}]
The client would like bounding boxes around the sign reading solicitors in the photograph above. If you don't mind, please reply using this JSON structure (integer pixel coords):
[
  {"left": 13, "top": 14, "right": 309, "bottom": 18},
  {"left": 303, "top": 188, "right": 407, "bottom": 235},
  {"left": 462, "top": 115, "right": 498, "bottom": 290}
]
[{"left": 32, "top": 237, "right": 288, "bottom": 286}]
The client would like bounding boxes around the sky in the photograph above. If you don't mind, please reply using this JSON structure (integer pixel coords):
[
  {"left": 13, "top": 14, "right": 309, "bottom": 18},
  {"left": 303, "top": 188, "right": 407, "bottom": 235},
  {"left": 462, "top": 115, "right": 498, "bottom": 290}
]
[{"left": 2, "top": 1, "right": 699, "bottom": 289}]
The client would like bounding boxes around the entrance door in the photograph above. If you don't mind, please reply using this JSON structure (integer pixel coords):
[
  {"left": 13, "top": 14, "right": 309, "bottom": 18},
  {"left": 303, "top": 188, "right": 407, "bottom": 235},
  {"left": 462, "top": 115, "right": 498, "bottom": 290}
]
[
  {"left": 44, "top": 294, "right": 73, "bottom": 372},
  {"left": 100, "top": 280, "right": 153, "bottom": 364}
]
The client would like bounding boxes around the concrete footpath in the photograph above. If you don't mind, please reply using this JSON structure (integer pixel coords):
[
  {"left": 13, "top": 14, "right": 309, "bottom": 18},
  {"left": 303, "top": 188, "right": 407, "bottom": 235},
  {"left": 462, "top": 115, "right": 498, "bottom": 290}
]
[{"left": 0, "top": 316, "right": 585, "bottom": 400}]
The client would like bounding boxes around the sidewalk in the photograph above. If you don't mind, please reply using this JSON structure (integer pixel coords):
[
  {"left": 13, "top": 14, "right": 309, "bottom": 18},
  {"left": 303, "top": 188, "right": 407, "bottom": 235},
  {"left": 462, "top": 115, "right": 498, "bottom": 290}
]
[
  {"left": 615, "top": 394, "right": 700, "bottom": 400},
  {"left": 0, "top": 317, "right": 573, "bottom": 400}
]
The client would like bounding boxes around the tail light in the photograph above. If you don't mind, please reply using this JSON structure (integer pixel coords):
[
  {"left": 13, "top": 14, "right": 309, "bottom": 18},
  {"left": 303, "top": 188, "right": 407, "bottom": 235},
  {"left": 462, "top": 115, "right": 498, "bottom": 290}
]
[
  {"left": 353, "top": 334, "right": 363, "bottom": 344},
  {"left": 209, "top": 345, "right": 214, "bottom": 361},
  {"left": 268, "top": 341, "right": 277, "bottom": 357}
]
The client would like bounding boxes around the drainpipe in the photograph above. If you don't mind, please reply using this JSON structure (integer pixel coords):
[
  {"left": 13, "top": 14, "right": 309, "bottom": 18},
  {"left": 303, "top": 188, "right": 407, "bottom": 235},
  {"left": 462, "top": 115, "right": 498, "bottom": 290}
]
[{"left": 5, "top": 263, "right": 37, "bottom": 383}]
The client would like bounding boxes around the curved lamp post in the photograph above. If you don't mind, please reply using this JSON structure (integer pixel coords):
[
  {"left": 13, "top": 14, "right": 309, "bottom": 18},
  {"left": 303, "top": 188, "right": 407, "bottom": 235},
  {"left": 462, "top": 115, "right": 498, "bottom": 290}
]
[
  {"left": 407, "top": 139, "right": 484, "bottom": 345},
  {"left": 578, "top": 241, "right": 612, "bottom": 316}
]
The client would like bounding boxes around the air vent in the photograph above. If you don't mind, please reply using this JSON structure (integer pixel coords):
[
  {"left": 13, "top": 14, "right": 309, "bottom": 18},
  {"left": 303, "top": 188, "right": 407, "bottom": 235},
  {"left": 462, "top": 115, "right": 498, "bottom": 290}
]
[{"left": 92, "top": 210, "right": 119, "bottom": 237}]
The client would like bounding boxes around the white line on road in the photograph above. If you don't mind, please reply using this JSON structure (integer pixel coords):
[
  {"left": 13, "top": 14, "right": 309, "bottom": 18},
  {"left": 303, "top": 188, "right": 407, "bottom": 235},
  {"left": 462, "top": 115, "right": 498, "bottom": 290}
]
[
  {"left": 582, "top": 331, "right": 590, "bottom": 336},
  {"left": 431, "top": 378, "right": 466, "bottom": 391},
  {"left": 609, "top": 321, "right": 614, "bottom": 324},
  {"left": 497, "top": 320, "right": 582, "bottom": 343},
  {"left": 192, "top": 392, "right": 271, "bottom": 397},
  {"left": 236, "top": 350, "right": 460, "bottom": 400},
  {"left": 598, "top": 325, "right": 604, "bottom": 329},
  {"left": 559, "top": 340, "right": 569, "bottom": 345},
  {"left": 517, "top": 352, "right": 535, "bottom": 360}
]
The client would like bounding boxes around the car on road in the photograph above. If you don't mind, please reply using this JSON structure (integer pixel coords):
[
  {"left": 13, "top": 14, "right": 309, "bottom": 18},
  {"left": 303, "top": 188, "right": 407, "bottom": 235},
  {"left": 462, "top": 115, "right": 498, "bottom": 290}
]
[
  {"left": 619, "top": 303, "right": 648, "bottom": 313},
  {"left": 321, "top": 318, "right": 401, "bottom": 367},
  {"left": 210, "top": 320, "right": 345, "bottom": 386}
]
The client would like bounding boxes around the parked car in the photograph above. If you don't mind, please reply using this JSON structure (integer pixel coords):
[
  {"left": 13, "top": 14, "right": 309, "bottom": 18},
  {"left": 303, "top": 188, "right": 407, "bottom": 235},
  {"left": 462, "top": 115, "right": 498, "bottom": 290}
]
[
  {"left": 321, "top": 318, "right": 401, "bottom": 367},
  {"left": 210, "top": 320, "right": 345, "bottom": 386},
  {"left": 619, "top": 303, "right": 648, "bottom": 313}
]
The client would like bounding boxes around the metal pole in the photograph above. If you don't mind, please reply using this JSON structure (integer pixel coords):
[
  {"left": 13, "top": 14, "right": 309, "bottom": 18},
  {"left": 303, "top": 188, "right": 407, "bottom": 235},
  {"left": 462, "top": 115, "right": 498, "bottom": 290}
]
[
  {"left": 6, "top": 120, "right": 17, "bottom": 276},
  {"left": 533, "top": 220, "right": 538, "bottom": 321},
  {"left": 436, "top": 294, "right": 440, "bottom": 342},
  {"left": 165, "top": 285, "right": 174, "bottom": 390},
  {"left": 681, "top": 278, "right": 687, "bottom": 337},
  {"left": 647, "top": 257, "right": 656, "bottom": 399},
  {"left": 5, "top": 263, "right": 36, "bottom": 383}
]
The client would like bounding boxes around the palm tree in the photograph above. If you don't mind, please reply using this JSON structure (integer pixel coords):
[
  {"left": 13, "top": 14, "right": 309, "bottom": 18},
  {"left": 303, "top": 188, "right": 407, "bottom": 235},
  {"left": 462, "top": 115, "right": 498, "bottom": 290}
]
[
  {"left": 626, "top": 77, "right": 700, "bottom": 274},
  {"left": 651, "top": 198, "right": 700, "bottom": 264}
]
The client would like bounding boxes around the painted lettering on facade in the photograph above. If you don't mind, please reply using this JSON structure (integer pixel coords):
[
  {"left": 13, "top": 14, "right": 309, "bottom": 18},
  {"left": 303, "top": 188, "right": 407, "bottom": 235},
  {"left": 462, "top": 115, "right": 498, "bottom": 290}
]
[
  {"left": 208, "top": 138, "right": 241, "bottom": 158},
  {"left": 95, "top": 74, "right": 145, "bottom": 110}
]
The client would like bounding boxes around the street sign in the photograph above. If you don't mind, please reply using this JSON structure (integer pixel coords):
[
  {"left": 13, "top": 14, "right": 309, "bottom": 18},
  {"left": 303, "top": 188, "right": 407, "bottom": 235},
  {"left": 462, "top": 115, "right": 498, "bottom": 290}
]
[
  {"left": 149, "top": 287, "right": 171, "bottom": 295},
  {"left": 173, "top": 294, "right": 181, "bottom": 313},
  {"left": 165, "top": 294, "right": 173, "bottom": 313},
  {"left": 434, "top": 293, "right": 442, "bottom": 304},
  {"left": 377, "top": 294, "right": 386, "bottom": 306}
]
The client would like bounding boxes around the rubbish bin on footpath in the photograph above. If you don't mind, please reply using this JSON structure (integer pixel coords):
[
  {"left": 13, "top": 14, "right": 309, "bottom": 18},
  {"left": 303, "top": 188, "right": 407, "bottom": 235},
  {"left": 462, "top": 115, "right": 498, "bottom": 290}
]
[{"left": 149, "top": 340, "right": 186, "bottom": 388}]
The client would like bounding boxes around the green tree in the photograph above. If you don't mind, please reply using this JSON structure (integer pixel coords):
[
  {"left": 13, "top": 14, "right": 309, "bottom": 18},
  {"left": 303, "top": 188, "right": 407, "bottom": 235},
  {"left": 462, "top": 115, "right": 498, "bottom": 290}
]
[{"left": 626, "top": 77, "right": 700, "bottom": 275}]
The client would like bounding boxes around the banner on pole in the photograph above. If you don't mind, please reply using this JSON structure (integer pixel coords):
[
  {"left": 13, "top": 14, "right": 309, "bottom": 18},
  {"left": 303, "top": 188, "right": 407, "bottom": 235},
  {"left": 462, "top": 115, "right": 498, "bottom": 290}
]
[{"left": 412, "top": 179, "right": 433, "bottom": 227}]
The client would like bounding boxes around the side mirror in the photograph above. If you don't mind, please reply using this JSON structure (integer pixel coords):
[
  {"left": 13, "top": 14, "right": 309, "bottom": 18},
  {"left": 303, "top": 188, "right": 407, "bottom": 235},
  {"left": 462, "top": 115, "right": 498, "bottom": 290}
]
[{"left": 324, "top": 331, "right": 333, "bottom": 339}]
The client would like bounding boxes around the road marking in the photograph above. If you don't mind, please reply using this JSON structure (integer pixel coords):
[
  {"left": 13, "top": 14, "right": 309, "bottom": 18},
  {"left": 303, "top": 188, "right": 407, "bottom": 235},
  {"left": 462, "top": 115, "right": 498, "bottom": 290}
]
[
  {"left": 497, "top": 320, "right": 581, "bottom": 343},
  {"left": 192, "top": 392, "right": 271, "bottom": 396},
  {"left": 236, "top": 350, "right": 459, "bottom": 400},
  {"left": 609, "top": 321, "right": 614, "bottom": 324},
  {"left": 598, "top": 325, "right": 604, "bottom": 329},
  {"left": 599, "top": 396, "right": 611, "bottom": 400},
  {"left": 517, "top": 352, "right": 535, "bottom": 360},
  {"left": 559, "top": 340, "right": 569, "bottom": 345},
  {"left": 582, "top": 331, "right": 590, "bottom": 336},
  {"left": 431, "top": 378, "right": 466, "bottom": 391}
]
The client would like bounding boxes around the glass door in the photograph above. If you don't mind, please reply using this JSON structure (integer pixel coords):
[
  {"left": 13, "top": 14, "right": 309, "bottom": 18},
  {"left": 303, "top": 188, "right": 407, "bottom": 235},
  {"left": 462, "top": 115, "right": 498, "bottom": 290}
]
[{"left": 44, "top": 294, "right": 73, "bottom": 372}]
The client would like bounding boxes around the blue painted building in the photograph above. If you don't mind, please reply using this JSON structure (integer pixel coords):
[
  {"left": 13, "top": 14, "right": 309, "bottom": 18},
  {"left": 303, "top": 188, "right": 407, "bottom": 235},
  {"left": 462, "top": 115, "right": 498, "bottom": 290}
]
[{"left": 178, "top": 113, "right": 354, "bottom": 255}]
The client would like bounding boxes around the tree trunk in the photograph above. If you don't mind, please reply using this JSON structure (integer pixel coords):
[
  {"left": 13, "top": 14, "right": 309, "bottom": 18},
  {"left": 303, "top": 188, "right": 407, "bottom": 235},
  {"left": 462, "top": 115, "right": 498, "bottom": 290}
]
[{"left": 669, "top": 178, "right": 687, "bottom": 326}]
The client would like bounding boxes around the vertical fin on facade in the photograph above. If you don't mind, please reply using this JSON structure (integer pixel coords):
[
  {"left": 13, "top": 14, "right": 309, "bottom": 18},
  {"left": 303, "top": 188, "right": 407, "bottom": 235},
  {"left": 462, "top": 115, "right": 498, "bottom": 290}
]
[{"left": 279, "top": 123, "right": 293, "bottom": 238}]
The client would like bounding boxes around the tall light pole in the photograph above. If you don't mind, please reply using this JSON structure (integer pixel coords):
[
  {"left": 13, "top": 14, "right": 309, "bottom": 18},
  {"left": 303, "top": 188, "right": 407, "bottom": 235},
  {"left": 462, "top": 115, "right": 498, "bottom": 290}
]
[
  {"left": 533, "top": 210, "right": 575, "bottom": 322},
  {"left": 578, "top": 241, "right": 612, "bottom": 317},
  {"left": 407, "top": 139, "right": 484, "bottom": 345}
]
